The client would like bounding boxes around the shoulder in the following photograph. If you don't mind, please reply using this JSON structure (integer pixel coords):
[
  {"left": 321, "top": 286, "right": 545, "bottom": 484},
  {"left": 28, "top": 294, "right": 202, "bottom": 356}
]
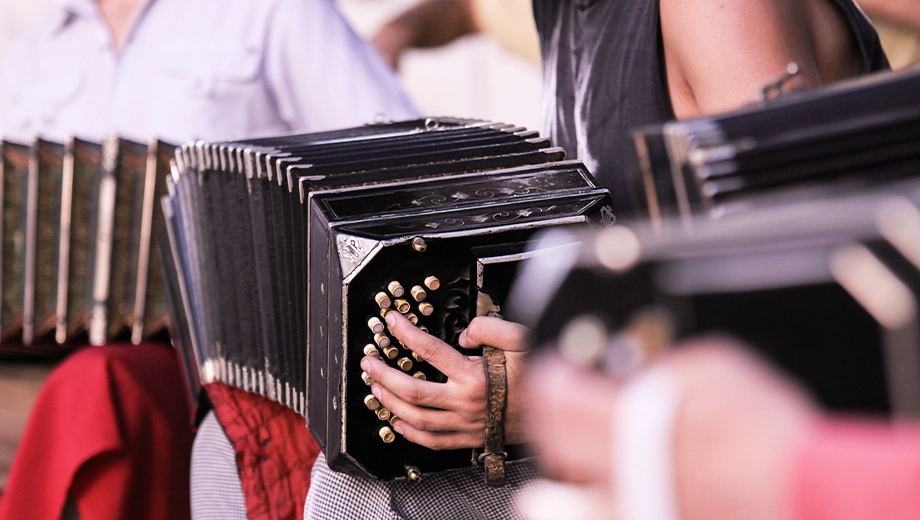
[
  {"left": 252, "top": 0, "right": 359, "bottom": 47},
  {"left": 1, "top": 11, "right": 70, "bottom": 69},
  {"left": 0, "top": 11, "right": 73, "bottom": 113},
  {"left": 143, "top": 0, "right": 338, "bottom": 50},
  {"left": 659, "top": 0, "right": 821, "bottom": 117},
  {"left": 659, "top": 0, "right": 813, "bottom": 53},
  {"left": 659, "top": 0, "right": 808, "bottom": 22}
]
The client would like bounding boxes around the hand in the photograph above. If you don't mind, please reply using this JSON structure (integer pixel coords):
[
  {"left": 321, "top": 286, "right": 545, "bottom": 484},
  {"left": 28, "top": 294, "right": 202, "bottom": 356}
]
[
  {"left": 371, "top": 23, "right": 411, "bottom": 69},
  {"left": 527, "top": 338, "right": 817, "bottom": 520},
  {"left": 359, "top": 311, "right": 529, "bottom": 450},
  {"left": 371, "top": 0, "right": 479, "bottom": 70}
]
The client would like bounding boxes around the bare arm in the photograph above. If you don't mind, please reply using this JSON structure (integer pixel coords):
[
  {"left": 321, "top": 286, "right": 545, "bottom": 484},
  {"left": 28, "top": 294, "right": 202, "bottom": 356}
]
[
  {"left": 372, "top": 0, "right": 479, "bottom": 69},
  {"left": 660, "top": 0, "right": 858, "bottom": 119}
]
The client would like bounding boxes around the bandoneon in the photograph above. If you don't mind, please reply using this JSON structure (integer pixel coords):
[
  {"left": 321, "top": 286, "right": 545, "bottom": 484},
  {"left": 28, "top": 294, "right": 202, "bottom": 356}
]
[
  {"left": 632, "top": 68, "right": 920, "bottom": 224},
  {"left": 163, "top": 118, "right": 614, "bottom": 480},
  {"left": 0, "top": 136, "right": 173, "bottom": 356},
  {"left": 512, "top": 178, "right": 920, "bottom": 418}
]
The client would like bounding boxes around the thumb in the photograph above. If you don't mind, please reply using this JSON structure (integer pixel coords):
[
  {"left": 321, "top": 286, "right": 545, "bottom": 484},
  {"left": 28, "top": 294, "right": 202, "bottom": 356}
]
[{"left": 458, "top": 316, "right": 529, "bottom": 352}]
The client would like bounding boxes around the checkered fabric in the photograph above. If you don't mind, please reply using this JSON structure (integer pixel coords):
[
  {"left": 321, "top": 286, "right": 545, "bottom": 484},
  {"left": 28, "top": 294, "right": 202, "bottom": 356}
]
[
  {"left": 190, "top": 411, "right": 248, "bottom": 520},
  {"left": 304, "top": 452, "right": 540, "bottom": 520}
]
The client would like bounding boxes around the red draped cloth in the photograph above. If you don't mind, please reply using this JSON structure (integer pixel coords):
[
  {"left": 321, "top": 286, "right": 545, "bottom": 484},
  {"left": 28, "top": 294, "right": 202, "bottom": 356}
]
[
  {"left": 205, "top": 383, "right": 321, "bottom": 520},
  {"left": 0, "top": 344, "right": 193, "bottom": 520}
]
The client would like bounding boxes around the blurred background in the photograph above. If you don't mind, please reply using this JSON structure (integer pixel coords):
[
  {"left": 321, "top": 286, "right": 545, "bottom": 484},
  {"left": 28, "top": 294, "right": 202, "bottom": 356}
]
[
  {"left": 0, "top": 0, "right": 544, "bottom": 133},
  {"left": 4, "top": 0, "right": 918, "bottom": 141}
]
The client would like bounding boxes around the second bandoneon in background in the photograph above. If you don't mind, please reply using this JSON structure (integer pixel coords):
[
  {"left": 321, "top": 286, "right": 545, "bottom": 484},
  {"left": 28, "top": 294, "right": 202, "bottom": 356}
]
[{"left": 0, "top": 136, "right": 173, "bottom": 355}]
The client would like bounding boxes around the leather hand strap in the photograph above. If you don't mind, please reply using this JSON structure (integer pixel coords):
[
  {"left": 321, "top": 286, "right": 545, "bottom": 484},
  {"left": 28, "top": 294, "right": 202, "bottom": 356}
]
[{"left": 482, "top": 345, "right": 508, "bottom": 487}]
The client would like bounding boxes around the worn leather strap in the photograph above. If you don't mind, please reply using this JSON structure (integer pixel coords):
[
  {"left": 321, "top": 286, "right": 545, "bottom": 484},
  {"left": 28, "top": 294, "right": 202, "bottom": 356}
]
[{"left": 482, "top": 345, "right": 508, "bottom": 487}]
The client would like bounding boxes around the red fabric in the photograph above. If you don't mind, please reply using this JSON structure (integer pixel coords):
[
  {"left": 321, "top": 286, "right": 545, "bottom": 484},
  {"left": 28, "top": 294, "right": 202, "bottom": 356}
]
[
  {"left": 795, "top": 417, "right": 920, "bottom": 520},
  {"left": 0, "top": 343, "right": 193, "bottom": 520},
  {"left": 205, "top": 383, "right": 321, "bottom": 520}
]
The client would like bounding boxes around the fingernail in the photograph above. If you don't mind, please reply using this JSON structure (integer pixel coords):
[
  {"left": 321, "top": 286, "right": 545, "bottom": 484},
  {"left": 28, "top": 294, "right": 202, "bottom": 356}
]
[
  {"left": 371, "top": 385, "right": 381, "bottom": 399},
  {"left": 393, "top": 423, "right": 404, "bottom": 435},
  {"left": 360, "top": 358, "right": 370, "bottom": 371},
  {"left": 384, "top": 311, "right": 397, "bottom": 326}
]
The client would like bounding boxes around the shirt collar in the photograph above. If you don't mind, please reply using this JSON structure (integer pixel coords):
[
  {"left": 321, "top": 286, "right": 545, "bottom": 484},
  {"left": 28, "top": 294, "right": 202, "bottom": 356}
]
[
  {"left": 53, "top": 0, "right": 158, "bottom": 44},
  {"left": 60, "top": 0, "right": 100, "bottom": 24}
]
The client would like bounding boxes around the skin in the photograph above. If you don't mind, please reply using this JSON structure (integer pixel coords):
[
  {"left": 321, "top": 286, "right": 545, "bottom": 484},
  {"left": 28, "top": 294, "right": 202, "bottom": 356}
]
[
  {"left": 372, "top": 0, "right": 479, "bottom": 69},
  {"left": 528, "top": 341, "right": 817, "bottom": 520},
  {"left": 662, "top": 0, "right": 863, "bottom": 118},
  {"left": 360, "top": 311, "right": 529, "bottom": 450},
  {"left": 96, "top": 0, "right": 147, "bottom": 51}
]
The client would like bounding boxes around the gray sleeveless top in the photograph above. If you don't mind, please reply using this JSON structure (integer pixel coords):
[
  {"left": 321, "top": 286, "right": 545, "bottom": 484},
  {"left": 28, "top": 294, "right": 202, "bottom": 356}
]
[{"left": 533, "top": 0, "right": 890, "bottom": 215}]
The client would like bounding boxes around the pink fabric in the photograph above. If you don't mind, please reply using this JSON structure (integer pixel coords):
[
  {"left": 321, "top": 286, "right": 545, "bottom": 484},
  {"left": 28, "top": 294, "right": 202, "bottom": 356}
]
[
  {"left": 795, "top": 418, "right": 920, "bottom": 520},
  {"left": 0, "top": 344, "right": 192, "bottom": 520}
]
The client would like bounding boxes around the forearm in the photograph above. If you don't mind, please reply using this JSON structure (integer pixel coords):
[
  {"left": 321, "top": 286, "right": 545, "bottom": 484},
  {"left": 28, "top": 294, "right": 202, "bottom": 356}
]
[
  {"left": 378, "top": 0, "right": 479, "bottom": 51},
  {"left": 858, "top": 0, "right": 920, "bottom": 33}
]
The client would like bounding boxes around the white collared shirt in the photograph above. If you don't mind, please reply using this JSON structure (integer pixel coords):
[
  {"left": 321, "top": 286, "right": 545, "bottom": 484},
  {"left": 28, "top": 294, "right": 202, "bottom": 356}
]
[{"left": 0, "top": 0, "right": 418, "bottom": 144}]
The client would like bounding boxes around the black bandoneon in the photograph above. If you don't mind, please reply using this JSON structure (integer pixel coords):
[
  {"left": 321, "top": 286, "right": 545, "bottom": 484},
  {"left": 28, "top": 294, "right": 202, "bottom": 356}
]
[
  {"left": 163, "top": 118, "right": 614, "bottom": 480},
  {"left": 512, "top": 179, "right": 920, "bottom": 418},
  {"left": 633, "top": 68, "right": 920, "bottom": 223}
]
